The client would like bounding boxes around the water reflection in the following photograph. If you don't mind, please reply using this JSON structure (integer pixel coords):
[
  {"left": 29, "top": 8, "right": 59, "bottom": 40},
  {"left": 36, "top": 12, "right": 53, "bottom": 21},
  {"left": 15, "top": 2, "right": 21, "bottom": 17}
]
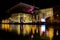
[
  {"left": 1, "top": 8, "right": 58, "bottom": 40},
  {"left": 1, "top": 23, "right": 56, "bottom": 40}
]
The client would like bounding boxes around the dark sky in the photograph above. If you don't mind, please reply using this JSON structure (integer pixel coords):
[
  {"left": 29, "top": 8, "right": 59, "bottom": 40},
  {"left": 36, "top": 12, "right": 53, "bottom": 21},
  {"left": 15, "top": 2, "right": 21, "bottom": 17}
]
[
  {"left": 0, "top": 0, "right": 60, "bottom": 19},
  {"left": 0, "top": 0, "right": 60, "bottom": 12}
]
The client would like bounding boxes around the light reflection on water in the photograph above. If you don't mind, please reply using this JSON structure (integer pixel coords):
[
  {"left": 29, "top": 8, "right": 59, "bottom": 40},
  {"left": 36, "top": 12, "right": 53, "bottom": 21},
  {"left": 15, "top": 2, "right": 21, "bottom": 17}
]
[{"left": 1, "top": 24, "right": 54, "bottom": 39}]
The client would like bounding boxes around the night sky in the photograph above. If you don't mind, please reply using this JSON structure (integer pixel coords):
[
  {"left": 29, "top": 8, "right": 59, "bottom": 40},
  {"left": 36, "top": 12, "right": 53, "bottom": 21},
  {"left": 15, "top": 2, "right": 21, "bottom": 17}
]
[
  {"left": 0, "top": 0, "right": 60, "bottom": 19},
  {"left": 0, "top": 0, "right": 60, "bottom": 11}
]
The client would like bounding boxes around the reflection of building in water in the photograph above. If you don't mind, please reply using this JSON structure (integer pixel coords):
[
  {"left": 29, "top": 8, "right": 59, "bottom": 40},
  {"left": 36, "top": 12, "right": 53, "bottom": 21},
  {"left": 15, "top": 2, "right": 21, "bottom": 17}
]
[
  {"left": 31, "top": 25, "right": 36, "bottom": 34},
  {"left": 23, "top": 25, "right": 32, "bottom": 35},
  {"left": 1, "top": 7, "right": 54, "bottom": 37},
  {"left": 1, "top": 3, "right": 55, "bottom": 40},
  {"left": 2, "top": 19, "right": 10, "bottom": 31},
  {"left": 17, "top": 25, "right": 20, "bottom": 35},
  {"left": 1, "top": 13, "right": 33, "bottom": 35},
  {"left": 49, "top": 27, "right": 54, "bottom": 40}
]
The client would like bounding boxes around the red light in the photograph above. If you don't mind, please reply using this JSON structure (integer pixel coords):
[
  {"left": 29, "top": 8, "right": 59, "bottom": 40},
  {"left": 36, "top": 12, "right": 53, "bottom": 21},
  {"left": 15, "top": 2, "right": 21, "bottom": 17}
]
[
  {"left": 28, "top": 7, "right": 34, "bottom": 12},
  {"left": 23, "top": 7, "right": 34, "bottom": 13}
]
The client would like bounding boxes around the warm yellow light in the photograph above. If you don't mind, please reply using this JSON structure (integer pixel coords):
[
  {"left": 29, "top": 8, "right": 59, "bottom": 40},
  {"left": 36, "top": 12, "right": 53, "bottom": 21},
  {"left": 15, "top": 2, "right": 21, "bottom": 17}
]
[
  {"left": 9, "top": 27, "right": 12, "bottom": 32},
  {"left": 4, "top": 24, "right": 10, "bottom": 31},
  {"left": 4, "top": 19, "right": 9, "bottom": 23},
  {"left": 23, "top": 25, "right": 31, "bottom": 34},
  {"left": 39, "top": 27, "right": 42, "bottom": 36},
  {"left": 31, "top": 25, "right": 36, "bottom": 34},
  {"left": 2, "top": 24, "right": 12, "bottom": 32},
  {"left": 49, "top": 27, "right": 54, "bottom": 40},
  {"left": 2, "top": 24, "right": 5, "bottom": 30},
  {"left": 23, "top": 14, "right": 26, "bottom": 17},
  {"left": 17, "top": 25, "right": 20, "bottom": 35},
  {"left": 2, "top": 20, "right": 5, "bottom": 23}
]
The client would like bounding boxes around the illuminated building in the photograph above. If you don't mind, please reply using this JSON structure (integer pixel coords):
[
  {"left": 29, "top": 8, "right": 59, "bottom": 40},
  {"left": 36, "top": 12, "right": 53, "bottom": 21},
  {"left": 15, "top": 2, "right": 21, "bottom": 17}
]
[{"left": 1, "top": 3, "right": 55, "bottom": 40}]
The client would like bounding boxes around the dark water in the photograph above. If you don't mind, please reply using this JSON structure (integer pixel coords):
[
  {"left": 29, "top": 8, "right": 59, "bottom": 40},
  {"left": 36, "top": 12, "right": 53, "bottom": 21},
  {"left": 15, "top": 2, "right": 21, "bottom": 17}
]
[{"left": 0, "top": 23, "right": 60, "bottom": 40}]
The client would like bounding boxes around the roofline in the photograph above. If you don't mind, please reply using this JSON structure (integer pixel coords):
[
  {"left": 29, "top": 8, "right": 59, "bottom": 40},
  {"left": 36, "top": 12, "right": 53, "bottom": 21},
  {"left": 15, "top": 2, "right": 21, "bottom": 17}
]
[{"left": 6, "top": 2, "right": 39, "bottom": 13}]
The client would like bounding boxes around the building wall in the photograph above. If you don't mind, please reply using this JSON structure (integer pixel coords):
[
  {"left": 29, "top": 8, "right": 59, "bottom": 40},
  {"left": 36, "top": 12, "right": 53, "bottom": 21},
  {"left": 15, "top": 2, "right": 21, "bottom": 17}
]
[{"left": 38, "top": 8, "right": 53, "bottom": 19}]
